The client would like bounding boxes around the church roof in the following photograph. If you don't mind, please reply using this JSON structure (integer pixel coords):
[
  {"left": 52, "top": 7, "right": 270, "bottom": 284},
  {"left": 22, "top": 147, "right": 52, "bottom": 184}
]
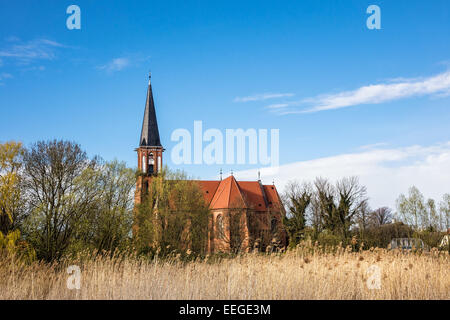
[
  {"left": 139, "top": 74, "right": 162, "bottom": 147},
  {"left": 196, "top": 175, "right": 282, "bottom": 211}
]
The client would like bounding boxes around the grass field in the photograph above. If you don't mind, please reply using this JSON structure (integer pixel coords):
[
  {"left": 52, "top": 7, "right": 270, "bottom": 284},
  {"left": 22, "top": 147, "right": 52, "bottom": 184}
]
[{"left": 1, "top": 245, "right": 449, "bottom": 300}]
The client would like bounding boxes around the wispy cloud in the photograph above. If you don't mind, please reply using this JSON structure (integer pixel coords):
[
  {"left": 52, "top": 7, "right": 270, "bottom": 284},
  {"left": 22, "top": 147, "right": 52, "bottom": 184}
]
[
  {"left": 234, "top": 92, "right": 294, "bottom": 102},
  {"left": 269, "top": 70, "right": 450, "bottom": 115},
  {"left": 97, "top": 57, "right": 130, "bottom": 73},
  {"left": 359, "top": 142, "right": 388, "bottom": 150},
  {"left": 265, "top": 103, "right": 290, "bottom": 110},
  {"left": 235, "top": 141, "right": 450, "bottom": 210},
  {"left": 0, "top": 72, "right": 13, "bottom": 85},
  {"left": 5, "top": 36, "right": 21, "bottom": 42},
  {"left": 0, "top": 38, "right": 66, "bottom": 65}
]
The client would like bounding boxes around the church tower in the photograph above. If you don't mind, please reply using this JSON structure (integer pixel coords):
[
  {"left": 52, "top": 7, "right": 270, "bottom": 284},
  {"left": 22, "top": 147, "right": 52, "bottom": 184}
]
[{"left": 135, "top": 73, "right": 164, "bottom": 204}]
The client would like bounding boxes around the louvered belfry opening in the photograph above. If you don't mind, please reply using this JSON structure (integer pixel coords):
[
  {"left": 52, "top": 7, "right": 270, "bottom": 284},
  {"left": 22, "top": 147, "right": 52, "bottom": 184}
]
[{"left": 136, "top": 73, "right": 164, "bottom": 176}]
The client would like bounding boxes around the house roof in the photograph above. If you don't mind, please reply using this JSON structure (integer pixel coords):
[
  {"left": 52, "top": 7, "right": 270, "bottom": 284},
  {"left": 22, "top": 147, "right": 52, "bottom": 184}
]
[
  {"left": 196, "top": 175, "right": 282, "bottom": 211},
  {"left": 139, "top": 74, "right": 162, "bottom": 147}
]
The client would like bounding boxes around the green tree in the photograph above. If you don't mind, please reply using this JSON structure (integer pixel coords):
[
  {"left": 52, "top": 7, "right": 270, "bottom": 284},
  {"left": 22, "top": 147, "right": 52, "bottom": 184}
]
[
  {"left": 72, "top": 159, "right": 135, "bottom": 254},
  {"left": 424, "top": 199, "right": 439, "bottom": 231},
  {"left": 134, "top": 168, "right": 210, "bottom": 257},
  {"left": 397, "top": 187, "right": 449, "bottom": 232},
  {"left": 22, "top": 140, "right": 99, "bottom": 261},
  {"left": 219, "top": 208, "right": 248, "bottom": 254},
  {"left": 282, "top": 181, "right": 311, "bottom": 247},
  {"left": 395, "top": 186, "right": 444, "bottom": 231},
  {"left": 0, "top": 141, "right": 26, "bottom": 234},
  {"left": 314, "top": 177, "right": 367, "bottom": 239},
  {"left": 0, "top": 229, "right": 36, "bottom": 262}
]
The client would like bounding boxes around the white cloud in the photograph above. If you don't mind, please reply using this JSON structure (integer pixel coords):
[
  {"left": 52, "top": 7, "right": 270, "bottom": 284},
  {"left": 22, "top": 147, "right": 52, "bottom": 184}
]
[
  {"left": 235, "top": 141, "right": 450, "bottom": 210},
  {"left": 269, "top": 70, "right": 450, "bottom": 114},
  {"left": 358, "top": 142, "right": 388, "bottom": 150},
  {"left": 265, "top": 103, "right": 290, "bottom": 109},
  {"left": 97, "top": 57, "right": 130, "bottom": 73},
  {"left": 234, "top": 92, "right": 294, "bottom": 102},
  {"left": 0, "top": 38, "right": 65, "bottom": 65}
]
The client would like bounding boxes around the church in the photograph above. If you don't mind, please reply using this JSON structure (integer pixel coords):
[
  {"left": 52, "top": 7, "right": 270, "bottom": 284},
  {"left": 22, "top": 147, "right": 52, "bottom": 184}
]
[{"left": 134, "top": 74, "right": 287, "bottom": 253}]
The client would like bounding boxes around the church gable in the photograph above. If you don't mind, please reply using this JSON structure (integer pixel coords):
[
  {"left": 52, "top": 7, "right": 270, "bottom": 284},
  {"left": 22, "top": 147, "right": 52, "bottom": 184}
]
[{"left": 209, "top": 176, "right": 246, "bottom": 209}]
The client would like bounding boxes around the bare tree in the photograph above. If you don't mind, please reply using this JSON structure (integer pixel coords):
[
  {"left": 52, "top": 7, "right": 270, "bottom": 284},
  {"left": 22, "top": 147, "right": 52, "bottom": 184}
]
[
  {"left": 370, "top": 207, "right": 393, "bottom": 227},
  {"left": 356, "top": 201, "right": 372, "bottom": 234},
  {"left": 335, "top": 177, "right": 368, "bottom": 238},
  {"left": 439, "top": 194, "right": 450, "bottom": 231}
]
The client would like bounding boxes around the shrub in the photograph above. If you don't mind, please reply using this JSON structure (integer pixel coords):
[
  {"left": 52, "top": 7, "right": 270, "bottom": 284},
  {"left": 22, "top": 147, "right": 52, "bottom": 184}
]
[
  {"left": 361, "top": 222, "right": 414, "bottom": 248},
  {"left": 0, "top": 230, "right": 36, "bottom": 263}
]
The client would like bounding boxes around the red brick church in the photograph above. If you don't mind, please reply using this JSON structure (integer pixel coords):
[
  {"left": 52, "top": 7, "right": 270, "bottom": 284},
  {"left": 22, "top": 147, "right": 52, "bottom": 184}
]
[{"left": 134, "top": 74, "right": 287, "bottom": 252}]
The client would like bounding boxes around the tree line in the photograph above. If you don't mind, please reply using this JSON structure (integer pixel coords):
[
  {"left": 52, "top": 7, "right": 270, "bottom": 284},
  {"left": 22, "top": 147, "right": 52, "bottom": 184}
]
[
  {"left": 282, "top": 177, "right": 449, "bottom": 249},
  {"left": 0, "top": 140, "right": 212, "bottom": 262},
  {"left": 1, "top": 139, "right": 449, "bottom": 262},
  {"left": 0, "top": 140, "right": 136, "bottom": 261}
]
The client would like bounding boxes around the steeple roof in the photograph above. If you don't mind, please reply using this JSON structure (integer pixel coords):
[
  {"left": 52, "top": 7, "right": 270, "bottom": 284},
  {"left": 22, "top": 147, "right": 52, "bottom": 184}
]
[{"left": 139, "top": 74, "right": 162, "bottom": 147}]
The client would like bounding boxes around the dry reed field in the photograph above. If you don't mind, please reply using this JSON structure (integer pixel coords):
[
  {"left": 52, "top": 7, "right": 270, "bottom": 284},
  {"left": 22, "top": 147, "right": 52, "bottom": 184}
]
[{"left": 1, "top": 245, "right": 449, "bottom": 300}]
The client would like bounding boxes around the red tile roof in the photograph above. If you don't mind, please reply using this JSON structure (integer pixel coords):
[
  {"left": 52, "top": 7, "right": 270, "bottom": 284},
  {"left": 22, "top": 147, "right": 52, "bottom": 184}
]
[
  {"left": 196, "top": 175, "right": 281, "bottom": 211},
  {"left": 192, "top": 180, "right": 219, "bottom": 205},
  {"left": 263, "top": 185, "right": 282, "bottom": 209}
]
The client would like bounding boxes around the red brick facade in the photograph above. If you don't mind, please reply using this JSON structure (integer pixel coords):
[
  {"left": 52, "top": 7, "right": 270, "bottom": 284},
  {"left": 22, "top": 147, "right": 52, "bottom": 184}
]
[{"left": 195, "top": 176, "right": 287, "bottom": 252}]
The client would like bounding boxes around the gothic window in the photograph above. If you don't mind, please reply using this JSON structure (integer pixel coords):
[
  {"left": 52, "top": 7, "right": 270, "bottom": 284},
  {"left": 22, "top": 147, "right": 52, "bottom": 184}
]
[
  {"left": 216, "top": 214, "right": 225, "bottom": 239},
  {"left": 142, "top": 155, "right": 146, "bottom": 173},
  {"left": 271, "top": 217, "right": 278, "bottom": 234}
]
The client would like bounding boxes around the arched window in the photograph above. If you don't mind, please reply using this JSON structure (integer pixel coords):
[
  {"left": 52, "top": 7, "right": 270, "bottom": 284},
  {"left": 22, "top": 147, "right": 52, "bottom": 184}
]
[
  {"left": 216, "top": 214, "right": 225, "bottom": 239},
  {"left": 142, "top": 155, "right": 146, "bottom": 173},
  {"left": 271, "top": 217, "right": 278, "bottom": 234},
  {"left": 148, "top": 153, "right": 154, "bottom": 174}
]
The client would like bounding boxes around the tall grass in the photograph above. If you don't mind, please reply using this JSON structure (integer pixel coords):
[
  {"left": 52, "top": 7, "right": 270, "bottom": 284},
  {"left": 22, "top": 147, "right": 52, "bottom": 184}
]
[{"left": 1, "top": 243, "right": 448, "bottom": 300}]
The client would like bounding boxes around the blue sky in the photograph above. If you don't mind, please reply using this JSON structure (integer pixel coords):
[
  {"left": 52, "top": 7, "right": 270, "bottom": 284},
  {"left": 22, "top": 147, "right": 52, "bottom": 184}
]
[{"left": 1, "top": 1, "right": 449, "bottom": 208}]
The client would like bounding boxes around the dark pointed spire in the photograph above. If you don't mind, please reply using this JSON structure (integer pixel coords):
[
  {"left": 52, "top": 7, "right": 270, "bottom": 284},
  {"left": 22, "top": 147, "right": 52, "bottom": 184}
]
[{"left": 139, "top": 73, "right": 162, "bottom": 147}]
